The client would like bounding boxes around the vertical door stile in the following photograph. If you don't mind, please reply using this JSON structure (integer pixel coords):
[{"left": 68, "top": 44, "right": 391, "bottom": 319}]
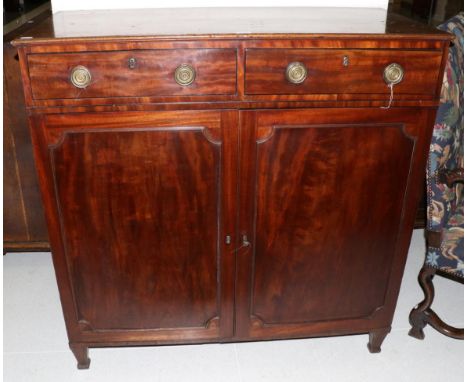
[
  {"left": 234, "top": 110, "right": 257, "bottom": 339},
  {"left": 219, "top": 110, "right": 239, "bottom": 339}
]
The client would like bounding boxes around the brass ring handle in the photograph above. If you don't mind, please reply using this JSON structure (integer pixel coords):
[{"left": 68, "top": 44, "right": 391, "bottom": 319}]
[
  {"left": 383, "top": 63, "right": 404, "bottom": 85},
  {"left": 285, "top": 62, "right": 308, "bottom": 84},
  {"left": 70, "top": 65, "right": 92, "bottom": 88},
  {"left": 174, "top": 64, "right": 196, "bottom": 86}
]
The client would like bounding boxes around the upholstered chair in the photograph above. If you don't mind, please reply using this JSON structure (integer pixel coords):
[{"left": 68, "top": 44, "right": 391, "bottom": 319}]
[{"left": 409, "top": 13, "right": 464, "bottom": 340}]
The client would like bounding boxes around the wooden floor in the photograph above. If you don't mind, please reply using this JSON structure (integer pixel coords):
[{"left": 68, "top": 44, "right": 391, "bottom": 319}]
[{"left": 3, "top": 229, "right": 463, "bottom": 382}]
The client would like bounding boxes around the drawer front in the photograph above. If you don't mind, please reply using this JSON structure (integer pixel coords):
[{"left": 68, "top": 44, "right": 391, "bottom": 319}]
[
  {"left": 245, "top": 49, "right": 442, "bottom": 96},
  {"left": 28, "top": 49, "right": 237, "bottom": 100}
]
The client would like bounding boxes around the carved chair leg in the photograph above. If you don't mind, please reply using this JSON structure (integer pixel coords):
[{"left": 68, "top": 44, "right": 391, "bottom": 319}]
[
  {"left": 367, "top": 327, "right": 391, "bottom": 353},
  {"left": 69, "top": 343, "right": 90, "bottom": 369},
  {"left": 408, "top": 266, "right": 436, "bottom": 340}
]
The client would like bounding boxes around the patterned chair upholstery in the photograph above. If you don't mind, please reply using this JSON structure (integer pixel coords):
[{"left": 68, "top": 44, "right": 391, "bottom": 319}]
[{"left": 409, "top": 13, "right": 464, "bottom": 340}]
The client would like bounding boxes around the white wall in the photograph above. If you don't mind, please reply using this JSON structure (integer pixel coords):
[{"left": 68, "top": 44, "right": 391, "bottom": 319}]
[{"left": 52, "top": 0, "right": 389, "bottom": 13}]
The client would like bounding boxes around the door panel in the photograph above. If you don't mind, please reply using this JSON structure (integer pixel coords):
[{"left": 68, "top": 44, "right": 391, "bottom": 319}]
[
  {"left": 236, "top": 108, "right": 427, "bottom": 339},
  {"left": 254, "top": 123, "right": 412, "bottom": 323},
  {"left": 42, "top": 110, "right": 237, "bottom": 341}
]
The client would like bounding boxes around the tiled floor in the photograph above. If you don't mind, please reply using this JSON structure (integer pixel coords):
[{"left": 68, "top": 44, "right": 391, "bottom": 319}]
[{"left": 4, "top": 230, "right": 464, "bottom": 381}]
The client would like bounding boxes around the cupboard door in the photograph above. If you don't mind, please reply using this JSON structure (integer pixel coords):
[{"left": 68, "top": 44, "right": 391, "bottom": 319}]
[
  {"left": 35, "top": 110, "right": 237, "bottom": 343},
  {"left": 235, "top": 108, "right": 434, "bottom": 340}
]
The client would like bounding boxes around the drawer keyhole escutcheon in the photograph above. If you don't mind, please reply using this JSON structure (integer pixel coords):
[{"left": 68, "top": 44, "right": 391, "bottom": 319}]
[
  {"left": 285, "top": 62, "right": 308, "bottom": 84},
  {"left": 174, "top": 64, "right": 196, "bottom": 86},
  {"left": 342, "top": 55, "right": 349, "bottom": 67},
  {"left": 383, "top": 63, "right": 404, "bottom": 85},
  {"left": 70, "top": 65, "right": 92, "bottom": 89},
  {"left": 128, "top": 57, "right": 137, "bottom": 69}
]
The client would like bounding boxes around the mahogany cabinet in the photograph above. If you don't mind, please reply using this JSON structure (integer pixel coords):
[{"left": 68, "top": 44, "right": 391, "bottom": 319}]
[{"left": 13, "top": 8, "right": 451, "bottom": 369}]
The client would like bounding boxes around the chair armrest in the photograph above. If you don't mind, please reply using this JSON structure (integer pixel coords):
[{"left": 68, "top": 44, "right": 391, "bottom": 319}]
[{"left": 426, "top": 229, "right": 443, "bottom": 248}]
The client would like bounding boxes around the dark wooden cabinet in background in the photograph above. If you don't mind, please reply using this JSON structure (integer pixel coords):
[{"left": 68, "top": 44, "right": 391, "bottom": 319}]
[
  {"left": 13, "top": 8, "right": 450, "bottom": 369},
  {"left": 4, "top": 8, "right": 51, "bottom": 253}
]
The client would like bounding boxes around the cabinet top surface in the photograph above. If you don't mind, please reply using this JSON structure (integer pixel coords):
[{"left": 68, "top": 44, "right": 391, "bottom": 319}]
[{"left": 13, "top": 7, "right": 450, "bottom": 45}]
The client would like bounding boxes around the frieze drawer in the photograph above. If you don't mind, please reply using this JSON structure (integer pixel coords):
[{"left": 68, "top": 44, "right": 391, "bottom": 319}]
[
  {"left": 28, "top": 49, "right": 238, "bottom": 100},
  {"left": 245, "top": 49, "right": 443, "bottom": 96}
]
